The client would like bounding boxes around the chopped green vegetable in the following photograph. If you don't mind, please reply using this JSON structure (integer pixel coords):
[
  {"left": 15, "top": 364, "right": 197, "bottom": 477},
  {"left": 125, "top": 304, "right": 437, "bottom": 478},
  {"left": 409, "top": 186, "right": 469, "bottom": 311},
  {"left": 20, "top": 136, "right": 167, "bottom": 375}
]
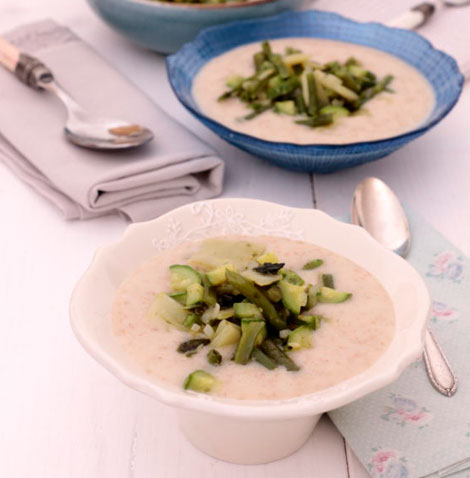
[
  {"left": 218, "top": 41, "right": 394, "bottom": 130},
  {"left": 147, "top": 293, "right": 187, "bottom": 330},
  {"left": 287, "top": 325, "right": 313, "bottom": 351},
  {"left": 226, "top": 270, "right": 286, "bottom": 330},
  {"left": 183, "top": 370, "right": 216, "bottom": 393},
  {"left": 177, "top": 338, "right": 210, "bottom": 354},
  {"left": 256, "top": 252, "right": 279, "bottom": 264},
  {"left": 266, "top": 284, "right": 283, "bottom": 303},
  {"left": 302, "top": 259, "right": 324, "bottom": 270},
  {"left": 317, "top": 286, "right": 352, "bottom": 303},
  {"left": 234, "top": 319, "right": 266, "bottom": 365},
  {"left": 297, "top": 314, "right": 324, "bottom": 330},
  {"left": 169, "top": 265, "right": 201, "bottom": 291},
  {"left": 168, "top": 291, "right": 187, "bottom": 305},
  {"left": 252, "top": 347, "right": 278, "bottom": 370},
  {"left": 279, "top": 280, "right": 307, "bottom": 315},
  {"left": 186, "top": 282, "right": 204, "bottom": 307},
  {"left": 207, "top": 349, "right": 222, "bottom": 366},
  {"left": 259, "top": 339, "right": 300, "bottom": 372},
  {"left": 233, "top": 302, "right": 263, "bottom": 320},
  {"left": 321, "top": 274, "right": 335, "bottom": 289},
  {"left": 282, "top": 270, "right": 304, "bottom": 286},
  {"left": 211, "top": 320, "right": 241, "bottom": 349},
  {"left": 184, "top": 313, "right": 198, "bottom": 329}
]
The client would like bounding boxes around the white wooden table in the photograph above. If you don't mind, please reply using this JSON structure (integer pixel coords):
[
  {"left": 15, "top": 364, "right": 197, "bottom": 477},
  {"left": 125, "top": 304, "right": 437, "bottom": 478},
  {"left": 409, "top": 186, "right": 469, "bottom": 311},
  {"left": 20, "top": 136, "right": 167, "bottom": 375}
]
[{"left": 1, "top": 2, "right": 469, "bottom": 477}]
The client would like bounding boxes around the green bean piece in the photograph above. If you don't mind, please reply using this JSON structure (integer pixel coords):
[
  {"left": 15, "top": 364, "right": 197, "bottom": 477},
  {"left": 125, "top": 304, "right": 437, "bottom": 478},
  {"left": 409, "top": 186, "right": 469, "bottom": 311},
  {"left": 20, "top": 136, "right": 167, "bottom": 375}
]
[
  {"left": 322, "top": 274, "right": 335, "bottom": 289},
  {"left": 207, "top": 349, "right": 222, "bottom": 366},
  {"left": 267, "top": 76, "right": 300, "bottom": 100},
  {"left": 259, "top": 339, "right": 300, "bottom": 372},
  {"left": 252, "top": 347, "right": 278, "bottom": 370},
  {"left": 282, "top": 270, "right": 305, "bottom": 286},
  {"left": 243, "top": 104, "right": 272, "bottom": 120},
  {"left": 225, "top": 270, "right": 286, "bottom": 330},
  {"left": 302, "top": 259, "right": 324, "bottom": 270},
  {"left": 177, "top": 338, "right": 210, "bottom": 354},
  {"left": 306, "top": 72, "right": 319, "bottom": 117},
  {"left": 295, "top": 114, "right": 334, "bottom": 128},
  {"left": 294, "top": 88, "right": 307, "bottom": 114},
  {"left": 271, "top": 54, "right": 290, "bottom": 79},
  {"left": 262, "top": 41, "right": 272, "bottom": 58},
  {"left": 254, "top": 51, "right": 266, "bottom": 71},
  {"left": 234, "top": 319, "right": 266, "bottom": 365}
]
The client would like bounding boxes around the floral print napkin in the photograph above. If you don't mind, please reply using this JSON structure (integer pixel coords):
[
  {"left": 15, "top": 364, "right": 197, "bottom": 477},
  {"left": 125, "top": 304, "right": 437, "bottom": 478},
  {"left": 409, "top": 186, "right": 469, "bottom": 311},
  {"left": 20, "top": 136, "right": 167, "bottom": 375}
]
[{"left": 328, "top": 211, "right": 470, "bottom": 478}]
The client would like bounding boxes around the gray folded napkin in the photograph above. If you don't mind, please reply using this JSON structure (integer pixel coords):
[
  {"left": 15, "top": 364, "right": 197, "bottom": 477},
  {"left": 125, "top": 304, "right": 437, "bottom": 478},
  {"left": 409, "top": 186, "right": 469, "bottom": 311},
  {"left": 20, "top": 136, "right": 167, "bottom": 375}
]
[{"left": 0, "top": 20, "right": 224, "bottom": 221}]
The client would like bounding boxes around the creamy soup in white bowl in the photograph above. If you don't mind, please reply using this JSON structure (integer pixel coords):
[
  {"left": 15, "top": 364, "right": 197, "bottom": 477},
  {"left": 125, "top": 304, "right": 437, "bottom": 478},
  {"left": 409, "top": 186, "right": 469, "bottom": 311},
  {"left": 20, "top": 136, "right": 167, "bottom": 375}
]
[
  {"left": 193, "top": 38, "right": 434, "bottom": 144},
  {"left": 70, "top": 199, "right": 430, "bottom": 464},
  {"left": 112, "top": 235, "right": 395, "bottom": 400}
]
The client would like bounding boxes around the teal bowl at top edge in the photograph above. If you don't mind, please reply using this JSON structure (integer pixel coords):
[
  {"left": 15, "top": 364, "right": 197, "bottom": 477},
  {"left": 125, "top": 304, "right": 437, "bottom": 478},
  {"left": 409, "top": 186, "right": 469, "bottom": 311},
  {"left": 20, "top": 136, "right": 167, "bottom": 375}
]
[{"left": 85, "top": 0, "right": 312, "bottom": 54}]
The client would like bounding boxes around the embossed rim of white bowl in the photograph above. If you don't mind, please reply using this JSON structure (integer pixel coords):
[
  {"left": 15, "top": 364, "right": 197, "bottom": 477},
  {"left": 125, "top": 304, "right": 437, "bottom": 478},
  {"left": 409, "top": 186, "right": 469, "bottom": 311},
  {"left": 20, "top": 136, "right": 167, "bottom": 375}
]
[{"left": 70, "top": 198, "right": 430, "bottom": 419}]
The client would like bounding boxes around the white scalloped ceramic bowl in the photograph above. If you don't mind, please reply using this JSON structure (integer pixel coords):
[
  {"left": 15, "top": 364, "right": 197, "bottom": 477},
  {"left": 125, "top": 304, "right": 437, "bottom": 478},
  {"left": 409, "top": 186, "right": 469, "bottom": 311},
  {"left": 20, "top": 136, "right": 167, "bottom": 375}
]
[{"left": 70, "top": 198, "right": 430, "bottom": 464}]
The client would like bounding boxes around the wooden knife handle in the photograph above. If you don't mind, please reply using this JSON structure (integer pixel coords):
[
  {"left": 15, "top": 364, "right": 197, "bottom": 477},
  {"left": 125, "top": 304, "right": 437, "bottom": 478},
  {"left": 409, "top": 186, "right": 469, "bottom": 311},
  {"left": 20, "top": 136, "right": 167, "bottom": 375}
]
[{"left": 0, "top": 35, "right": 20, "bottom": 72}]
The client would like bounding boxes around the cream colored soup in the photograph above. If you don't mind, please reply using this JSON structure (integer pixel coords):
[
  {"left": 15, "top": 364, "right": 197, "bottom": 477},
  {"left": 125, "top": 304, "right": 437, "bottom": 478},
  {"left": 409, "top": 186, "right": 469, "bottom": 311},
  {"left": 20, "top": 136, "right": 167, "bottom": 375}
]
[
  {"left": 192, "top": 38, "right": 434, "bottom": 144},
  {"left": 112, "top": 236, "right": 395, "bottom": 401}
]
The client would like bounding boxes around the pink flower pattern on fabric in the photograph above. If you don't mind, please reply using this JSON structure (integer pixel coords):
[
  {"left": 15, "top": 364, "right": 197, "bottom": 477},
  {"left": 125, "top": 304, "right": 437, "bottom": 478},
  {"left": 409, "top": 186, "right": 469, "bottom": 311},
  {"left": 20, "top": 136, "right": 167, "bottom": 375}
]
[
  {"left": 427, "top": 251, "right": 464, "bottom": 283},
  {"left": 381, "top": 394, "right": 433, "bottom": 428},
  {"left": 430, "top": 301, "right": 459, "bottom": 324},
  {"left": 367, "top": 448, "right": 410, "bottom": 478}
]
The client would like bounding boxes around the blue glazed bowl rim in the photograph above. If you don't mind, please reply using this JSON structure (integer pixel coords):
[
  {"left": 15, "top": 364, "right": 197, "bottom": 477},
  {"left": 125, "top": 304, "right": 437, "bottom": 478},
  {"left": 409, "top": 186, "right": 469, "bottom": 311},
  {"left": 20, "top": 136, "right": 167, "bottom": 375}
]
[{"left": 167, "top": 9, "right": 464, "bottom": 151}]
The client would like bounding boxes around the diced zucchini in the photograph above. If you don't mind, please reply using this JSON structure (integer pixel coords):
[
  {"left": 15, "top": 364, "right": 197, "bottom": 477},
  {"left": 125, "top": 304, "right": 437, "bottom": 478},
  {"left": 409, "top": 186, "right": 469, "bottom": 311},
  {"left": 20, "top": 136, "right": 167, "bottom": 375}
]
[
  {"left": 279, "top": 280, "right": 307, "bottom": 315},
  {"left": 189, "top": 239, "right": 265, "bottom": 271},
  {"left": 168, "top": 291, "right": 187, "bottom": 305},
  {"left": 274, "top": 100, "right": 296, "bottom": 116},
  {"left": 211, "top": 320, "right": 241, "bottom": 349},
  {"left": 256, "top": 252, "right": 279, "bottom": 264},
  {"left": 241, "top": 269, "right": 282, "bottom": 287},
  {"left": 287, "top": 325, "right": 313, "bottom": 351},
  {"left": 314, "top": 70, "right": 359, "bottom": 101},
  {"left": 317, "top": 286, "right": 352, "bottom": 303},
  {"left": 186, "top": 283, "right": 204, "bottom": 307},
  {"left": 233, "top": 302, "right": 263, "bottom": 320},
  {"left": 319, "top": 105, "right": 350, "bottom": 119},
  {"left": 183, "top": 370, "right": 217, "bottom": 393},
  {"left": 306, "top": 282, "right": 321, "bottom": 309},
  {"left": 297, "top": 314, "right": 324, "bottom": 330},
  {"left": 206, "top": 264, "right": 235, "bottom": 286},
  {"left": 226, "top": 74, "right": 244, "bottom": 89},
  {"left": 279, "top": 279, "right": 307, "bottom": 315},
  {"left": 147, "top": 293, "right": 187, "bottom": 330},
  {"left": 169, "top": 265, "right": 201, "bottom": 292}
]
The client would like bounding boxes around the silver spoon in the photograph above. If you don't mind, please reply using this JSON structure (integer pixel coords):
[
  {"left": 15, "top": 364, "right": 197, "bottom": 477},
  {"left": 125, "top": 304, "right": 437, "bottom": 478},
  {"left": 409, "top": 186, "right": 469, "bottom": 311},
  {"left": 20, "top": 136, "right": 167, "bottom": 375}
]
[
  {"left": 0, "top": 36, "right": 153, "bottom": 150},
  {"left": 352, "top": 177, "right": 458, "bottom": 397}
]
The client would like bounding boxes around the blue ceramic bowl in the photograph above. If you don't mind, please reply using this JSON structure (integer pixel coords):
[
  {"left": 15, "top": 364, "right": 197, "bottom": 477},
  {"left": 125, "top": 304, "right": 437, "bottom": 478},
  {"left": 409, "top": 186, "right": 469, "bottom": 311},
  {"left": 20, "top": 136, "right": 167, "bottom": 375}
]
[
  {"left": 167, "top": 10, "right": 464, "bottom": 173},
  {"left": 86, "top": 0, "right": 311, "bottom": 54}
]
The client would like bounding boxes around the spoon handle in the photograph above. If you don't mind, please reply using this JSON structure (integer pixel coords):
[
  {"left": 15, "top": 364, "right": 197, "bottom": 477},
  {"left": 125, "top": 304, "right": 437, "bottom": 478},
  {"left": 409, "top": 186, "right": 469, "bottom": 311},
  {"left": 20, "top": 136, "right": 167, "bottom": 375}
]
[
  {"left": 0, "top": 36, "right": 53, "bottom": 90},
  {"left": 423, "top": 328, "right": 458, "bottom": 396}
]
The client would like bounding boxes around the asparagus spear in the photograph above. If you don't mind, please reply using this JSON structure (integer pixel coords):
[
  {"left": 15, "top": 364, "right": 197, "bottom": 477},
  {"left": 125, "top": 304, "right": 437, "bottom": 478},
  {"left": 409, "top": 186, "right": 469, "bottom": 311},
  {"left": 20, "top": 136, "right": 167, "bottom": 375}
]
[
  {"left": 234, "top": 319, "right": 266, "bottom": 365},
  {"left": 259, "top": 339, "right": 300, "bottom": 372},
  {"left": 225, "top": 270, "right": 286, "bottom": 330}
]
